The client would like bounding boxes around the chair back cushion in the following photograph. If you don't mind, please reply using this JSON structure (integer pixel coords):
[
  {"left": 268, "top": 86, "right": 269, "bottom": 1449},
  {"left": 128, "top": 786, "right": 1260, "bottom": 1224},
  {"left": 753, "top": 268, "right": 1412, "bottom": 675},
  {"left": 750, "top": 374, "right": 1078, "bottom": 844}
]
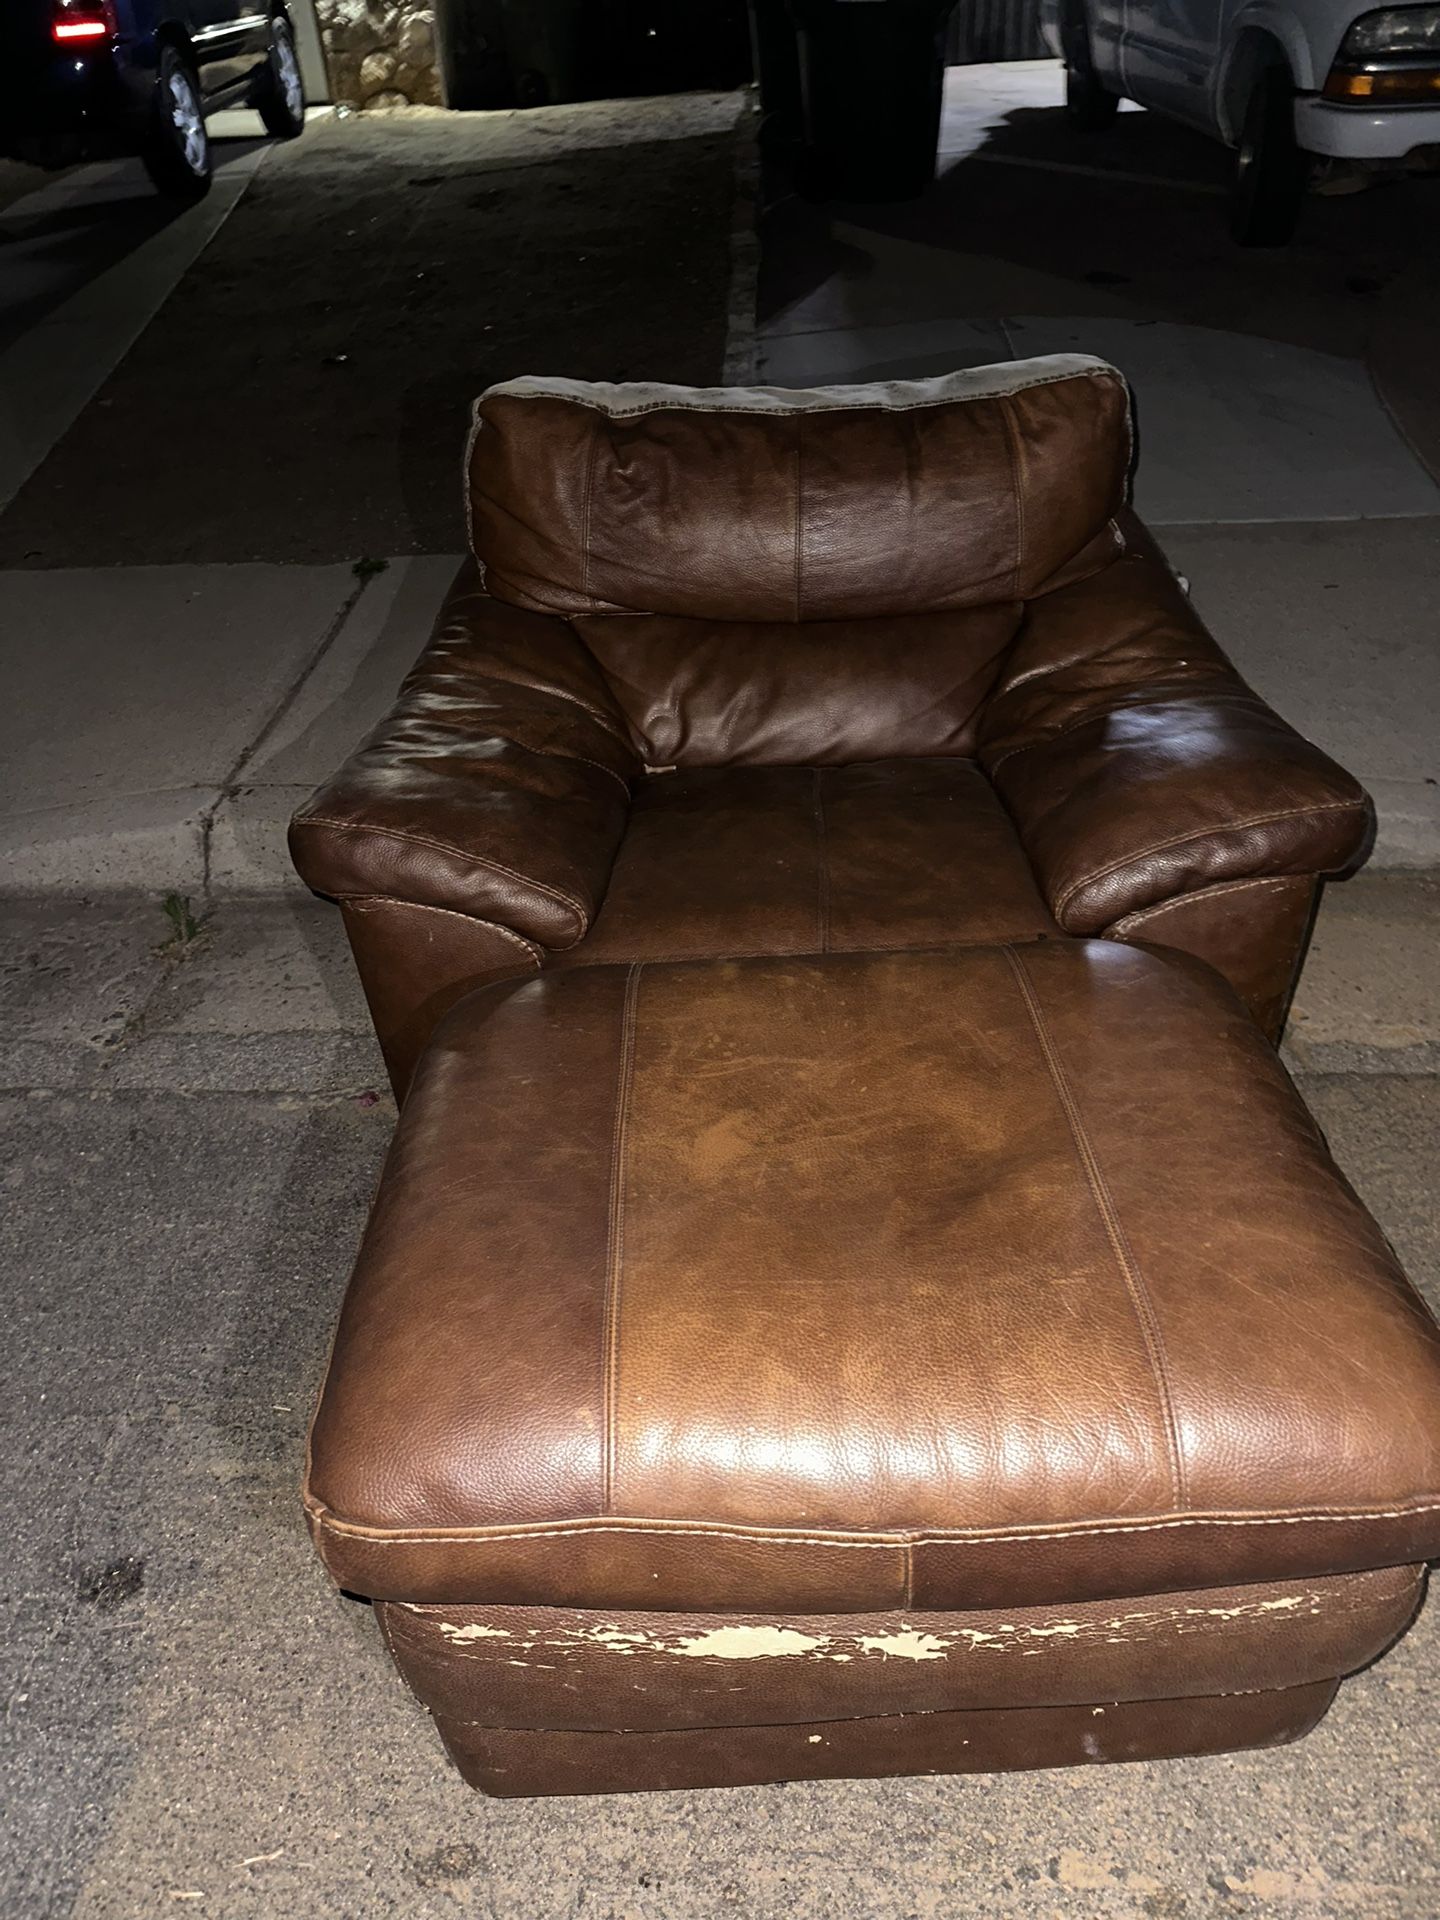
[
  {"left": 468, "top": 357, "right": 1131, "bottom": 623},
  {"left": 466, "top": 359, "right": 1132, "bottom": 766}
]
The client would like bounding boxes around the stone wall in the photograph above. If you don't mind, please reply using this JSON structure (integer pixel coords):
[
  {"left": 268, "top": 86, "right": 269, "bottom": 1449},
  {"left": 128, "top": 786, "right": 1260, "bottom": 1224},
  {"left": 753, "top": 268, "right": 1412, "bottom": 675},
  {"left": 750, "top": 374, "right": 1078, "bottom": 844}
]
[{"left": 314, "top": 0, "right": 442, "bottom": 107}]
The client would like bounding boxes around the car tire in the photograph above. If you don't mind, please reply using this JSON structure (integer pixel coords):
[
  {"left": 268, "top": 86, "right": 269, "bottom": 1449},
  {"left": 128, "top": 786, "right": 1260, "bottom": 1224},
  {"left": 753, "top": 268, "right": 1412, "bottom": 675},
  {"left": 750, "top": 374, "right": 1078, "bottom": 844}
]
[
  {"left": 142, "top": 45, "right": 212, "bottom": 201},
  {"left": 256, "top": 14, "right": 306, "bottom": 139},
  {"left": 1063, "top": 5, "right": 1120, "bottom": 129},
  {"left": 1230, "top": 66, "right": 1308, "bottom": 246}
]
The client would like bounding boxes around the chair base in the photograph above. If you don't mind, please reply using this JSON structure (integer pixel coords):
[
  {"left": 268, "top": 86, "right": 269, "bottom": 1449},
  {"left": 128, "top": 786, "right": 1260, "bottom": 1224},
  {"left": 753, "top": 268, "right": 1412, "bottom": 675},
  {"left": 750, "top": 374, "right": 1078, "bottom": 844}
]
[{"left": 434, "top": 1682, "right": 1338, "bottom": 1797}]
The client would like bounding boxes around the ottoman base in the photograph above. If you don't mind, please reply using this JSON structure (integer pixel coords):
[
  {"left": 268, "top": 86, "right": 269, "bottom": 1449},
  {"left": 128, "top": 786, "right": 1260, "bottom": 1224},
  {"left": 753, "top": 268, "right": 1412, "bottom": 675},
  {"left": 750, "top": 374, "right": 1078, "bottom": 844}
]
[
  {"left": 435, "top": 1684, "right": 1337, "bottom": 1797},
  {"left": 375, "top": 1564, "right": 1420, "bottom": 1797}
]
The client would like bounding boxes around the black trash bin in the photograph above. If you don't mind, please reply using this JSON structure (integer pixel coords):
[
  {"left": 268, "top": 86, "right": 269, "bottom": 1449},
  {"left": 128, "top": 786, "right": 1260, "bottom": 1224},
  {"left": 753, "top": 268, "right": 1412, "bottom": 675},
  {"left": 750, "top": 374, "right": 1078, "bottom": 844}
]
[{"left": 789, "top": 0, "right": 958, "bottom": 200}]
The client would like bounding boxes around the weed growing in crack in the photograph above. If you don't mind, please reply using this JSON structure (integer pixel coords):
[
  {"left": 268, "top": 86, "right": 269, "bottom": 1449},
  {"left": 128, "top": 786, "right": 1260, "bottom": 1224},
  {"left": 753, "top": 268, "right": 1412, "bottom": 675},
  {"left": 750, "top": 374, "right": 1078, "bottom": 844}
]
[{"left": 157, "top": 891, "right": 206, "bottom": 959}]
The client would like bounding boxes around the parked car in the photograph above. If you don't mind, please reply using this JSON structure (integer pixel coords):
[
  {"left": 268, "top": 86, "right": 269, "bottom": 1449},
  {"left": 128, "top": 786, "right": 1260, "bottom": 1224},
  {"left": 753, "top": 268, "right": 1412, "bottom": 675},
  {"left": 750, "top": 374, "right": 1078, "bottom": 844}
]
[
  {"left": 0, "top": 0, "right": 306, "bottom": 200},
  {"left": 1046, "top": 0, "right": 1440, "bottom": 242}
]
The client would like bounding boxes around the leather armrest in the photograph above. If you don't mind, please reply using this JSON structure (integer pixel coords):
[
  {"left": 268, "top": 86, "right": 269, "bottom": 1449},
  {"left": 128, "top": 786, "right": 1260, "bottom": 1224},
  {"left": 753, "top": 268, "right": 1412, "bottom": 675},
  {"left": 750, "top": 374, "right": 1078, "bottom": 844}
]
[
  {"left": 289, "top": 563, "right": 638, "bottom": 950},
  {"left": 978, "top": 539, "right": 1374, "bottom": 934}
]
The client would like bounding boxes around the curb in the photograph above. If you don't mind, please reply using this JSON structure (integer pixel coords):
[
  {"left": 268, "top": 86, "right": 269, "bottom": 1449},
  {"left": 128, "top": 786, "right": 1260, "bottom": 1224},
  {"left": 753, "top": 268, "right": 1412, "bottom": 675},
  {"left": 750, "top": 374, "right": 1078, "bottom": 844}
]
[{"left": 723, "top": 88, "right": 762, "bottom": 386}]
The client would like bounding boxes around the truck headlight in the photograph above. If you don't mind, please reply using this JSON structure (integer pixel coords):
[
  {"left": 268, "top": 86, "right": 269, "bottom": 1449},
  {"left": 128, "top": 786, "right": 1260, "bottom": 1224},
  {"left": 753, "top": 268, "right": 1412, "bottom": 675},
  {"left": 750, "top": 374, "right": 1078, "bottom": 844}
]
[
  {"left": 1324, "top": 4, "right": 1440, "bottom": 97},
  {"left": 1338, "top": 4, "right": 1440, "bottom": 52}
]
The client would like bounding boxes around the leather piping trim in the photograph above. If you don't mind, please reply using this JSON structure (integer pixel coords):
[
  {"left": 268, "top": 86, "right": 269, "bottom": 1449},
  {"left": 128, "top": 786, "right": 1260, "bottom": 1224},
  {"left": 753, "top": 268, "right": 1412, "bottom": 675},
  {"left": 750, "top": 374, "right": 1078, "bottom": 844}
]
[
  {"left": 1104, "top": 874, "right": 1312, "bottom": 939},
  {"left": 601, "top": 964, "right": 642, "bottom": 1515},
  {"left": 1003, "top": 945, "right": 1188, "bottom": 1513},
  {"left": 1051, "top": 799, "right": 1369, "bottom": 928},
  {"left": 302, "top": 1496, "right": 1440, "bottom": 1550},
  {"left": 478, "top": 359, "right": 1125, "bottom": 420},
  {"left": 296, "top": 816, "right": 590, "bottom": 943},
  {"left": 390, "top": 1568, "right": 1429, "bottom": 1624}
]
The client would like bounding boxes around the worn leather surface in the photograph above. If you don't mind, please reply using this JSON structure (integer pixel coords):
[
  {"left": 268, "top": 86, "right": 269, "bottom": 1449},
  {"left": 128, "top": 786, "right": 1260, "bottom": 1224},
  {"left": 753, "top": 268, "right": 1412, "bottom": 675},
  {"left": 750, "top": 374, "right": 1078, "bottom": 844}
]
[
  {"left": 556, "top": 761, "right": 1059, "bottom": 966},
  {"left": 434, "top": 1683, "right": 1338, "bottom": 1796},
  {"left": 339, "top": 897, "right": 539, "bottom": 1097},
  {"left": 469, "top": 361, "right": 1131, "bottom": 622},
  {"left": 305, "top": 942, "right": 1440, "bottom": 1609},
  {"left": 1105, "top": 874, "right": 1319, "bottom": 1043},
  {"left": 978, "top": 540, "right": 1372, "bottom": 933},
  {"left": 289, "top": 566, "right": 638, "bottom": 948},
  {"left": 569, "top": 603, "right": 1019, "bottom": 767},
  {"left": 379, "top": 1565, "right": 1420, "bottom": 1731}
]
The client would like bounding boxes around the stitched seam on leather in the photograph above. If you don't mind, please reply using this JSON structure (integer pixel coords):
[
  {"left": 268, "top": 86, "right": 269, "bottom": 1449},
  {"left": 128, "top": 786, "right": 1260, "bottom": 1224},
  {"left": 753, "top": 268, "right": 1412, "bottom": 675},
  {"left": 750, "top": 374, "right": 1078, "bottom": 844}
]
[
  {"left": 339, "top": 898, "right": 545, "bottom": 965},
  {"left": 998, "top": 395, "right": 1025, "bottom": 601},
  {"left": 813, "top": 769, "right": 830, "bottom": 954},
  {"left": 520, "top": 745, "right": 631, "bottom": 793},
  {"left": 389, "top": 1572, "right": 1426, "bottom": 1629},
  {"left": 304, "top": 1497, "right": 1440, "bottom": 1548},
  {"left": 1106, "top": 875, "right": 1311, "bottom": 939},
  {"left": 1053, "top": 800, "right": 1368, "bottom": 926},
  {"left": 568, "top": 754, "right": 632, "bottom": 794},
  {"left": 602, "top": 964, "right": 642, "bottom": 1516},
  {"left": 299, "top": 818, "right": 589, "bottom": 936},
  {"left": 569, "top": 933, "right": 1058, "bottom": 968},
  {"left": 1003, "top": 945, "right": 1188, "bottom": 1513}
]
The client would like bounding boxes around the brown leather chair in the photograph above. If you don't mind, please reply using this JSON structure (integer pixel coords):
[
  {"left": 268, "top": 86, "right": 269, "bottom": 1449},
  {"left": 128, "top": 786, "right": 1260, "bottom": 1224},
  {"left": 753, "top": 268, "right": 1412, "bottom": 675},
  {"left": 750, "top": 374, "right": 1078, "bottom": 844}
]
[
  {"left": 292, "top": 364, "right": 1440, "bottom": 1799},
  {"left": 290, "top": 358, "right": 1374, "bottom": 1095}
]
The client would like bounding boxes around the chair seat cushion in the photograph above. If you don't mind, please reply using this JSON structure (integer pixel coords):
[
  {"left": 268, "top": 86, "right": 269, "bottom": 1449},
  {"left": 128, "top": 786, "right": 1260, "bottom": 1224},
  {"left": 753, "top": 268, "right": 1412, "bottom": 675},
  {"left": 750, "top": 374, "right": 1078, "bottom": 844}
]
[
  {"left": 305, "top": 941, "right": 1440, "bottom": 1610},
  {"left": 560, "top": 758, "right": 1058, "bottom": 966}
]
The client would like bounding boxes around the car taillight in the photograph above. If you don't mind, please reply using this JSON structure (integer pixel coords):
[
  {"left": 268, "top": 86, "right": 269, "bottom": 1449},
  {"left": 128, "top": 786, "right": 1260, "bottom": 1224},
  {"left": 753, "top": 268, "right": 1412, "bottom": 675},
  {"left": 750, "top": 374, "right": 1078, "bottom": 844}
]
[{"left": 51, "top": 0, "right": 115, "bottom": 42}]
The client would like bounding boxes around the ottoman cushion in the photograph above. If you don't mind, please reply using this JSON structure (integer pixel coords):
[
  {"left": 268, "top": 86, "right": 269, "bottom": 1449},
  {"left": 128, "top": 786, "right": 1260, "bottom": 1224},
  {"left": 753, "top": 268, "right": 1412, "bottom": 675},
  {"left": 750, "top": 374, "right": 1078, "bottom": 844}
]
[{"left": 306, "top": 942, "right": 1440, "bottom": 1610}]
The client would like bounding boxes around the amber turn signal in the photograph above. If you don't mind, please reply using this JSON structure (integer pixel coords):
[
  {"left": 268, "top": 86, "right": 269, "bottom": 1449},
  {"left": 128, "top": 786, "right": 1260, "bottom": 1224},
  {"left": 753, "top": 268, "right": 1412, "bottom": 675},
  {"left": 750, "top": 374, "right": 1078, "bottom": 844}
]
[{"left": 1322, "top": 64, "right": 1440, "bottom": 98}]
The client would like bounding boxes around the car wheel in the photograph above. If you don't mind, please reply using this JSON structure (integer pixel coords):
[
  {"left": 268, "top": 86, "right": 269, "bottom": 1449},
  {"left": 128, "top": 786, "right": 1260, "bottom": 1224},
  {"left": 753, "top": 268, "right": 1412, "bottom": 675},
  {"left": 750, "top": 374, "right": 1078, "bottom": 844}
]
[
  {"left": 1063, "top": 5, "right": 1120, "bottom": 129},
  {"left": 142, "top": 45, "right": 212, "bottom": 201},
  {"left": 1230, "top": 66, "right": 1308, "bottom": 246},
  {"left": 256, "top": 13, "right": 306, "bottom": 139}
]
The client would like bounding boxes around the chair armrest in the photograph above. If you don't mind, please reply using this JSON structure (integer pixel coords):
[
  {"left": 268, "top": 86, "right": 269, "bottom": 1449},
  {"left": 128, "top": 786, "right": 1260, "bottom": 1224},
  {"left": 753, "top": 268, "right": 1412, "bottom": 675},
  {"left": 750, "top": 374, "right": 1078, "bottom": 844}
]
[
  {"left": 289, "top": 563, "right": 638, "bottom": 950},
  {"left": 978, "top": 536, "right": 1374, "bottom": 934}
]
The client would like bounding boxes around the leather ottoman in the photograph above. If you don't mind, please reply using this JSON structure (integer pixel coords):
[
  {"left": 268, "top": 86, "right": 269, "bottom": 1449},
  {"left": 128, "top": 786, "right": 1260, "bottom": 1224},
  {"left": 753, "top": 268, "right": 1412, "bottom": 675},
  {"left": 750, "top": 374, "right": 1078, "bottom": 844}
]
[{"left": 305, "top": 941, "right": 1440, "bottom": 1796}]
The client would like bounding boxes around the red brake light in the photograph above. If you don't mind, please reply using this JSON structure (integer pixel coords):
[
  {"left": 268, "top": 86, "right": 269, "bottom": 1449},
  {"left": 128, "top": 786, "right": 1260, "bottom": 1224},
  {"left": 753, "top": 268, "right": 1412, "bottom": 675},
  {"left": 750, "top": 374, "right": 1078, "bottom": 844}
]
[{"left": 52, "top": 0, "right": 114, "bottom": 42}]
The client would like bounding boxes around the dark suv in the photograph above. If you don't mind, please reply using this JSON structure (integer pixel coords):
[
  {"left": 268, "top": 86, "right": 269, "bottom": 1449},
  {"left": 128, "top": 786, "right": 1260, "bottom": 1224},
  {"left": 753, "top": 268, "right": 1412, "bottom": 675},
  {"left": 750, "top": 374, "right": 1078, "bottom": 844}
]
[{"left": 0, "top": 0, "right": 306, "bottom": 199}]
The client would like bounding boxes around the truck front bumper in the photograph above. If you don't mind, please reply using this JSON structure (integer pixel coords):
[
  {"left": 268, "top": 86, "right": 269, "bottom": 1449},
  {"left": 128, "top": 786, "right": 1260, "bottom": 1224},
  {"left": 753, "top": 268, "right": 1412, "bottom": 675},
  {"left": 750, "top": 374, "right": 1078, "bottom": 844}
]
[{"left": 1295, "top": 95, "right": 1440, "bottom": 159}]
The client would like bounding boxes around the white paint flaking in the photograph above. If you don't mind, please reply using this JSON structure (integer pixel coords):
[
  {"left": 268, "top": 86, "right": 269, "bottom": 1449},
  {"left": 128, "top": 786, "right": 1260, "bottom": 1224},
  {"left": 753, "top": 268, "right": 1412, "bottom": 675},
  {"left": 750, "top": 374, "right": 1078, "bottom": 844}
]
[
  {"left": 855, "top": 1630, "right": 952, "bottom": 1662},
  {"left": 428, "top": 1586, "right": 1325, "bottom": 1664},
  {"left": 662, "top": 1626, "right": 831, "bottom": 1660}
]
